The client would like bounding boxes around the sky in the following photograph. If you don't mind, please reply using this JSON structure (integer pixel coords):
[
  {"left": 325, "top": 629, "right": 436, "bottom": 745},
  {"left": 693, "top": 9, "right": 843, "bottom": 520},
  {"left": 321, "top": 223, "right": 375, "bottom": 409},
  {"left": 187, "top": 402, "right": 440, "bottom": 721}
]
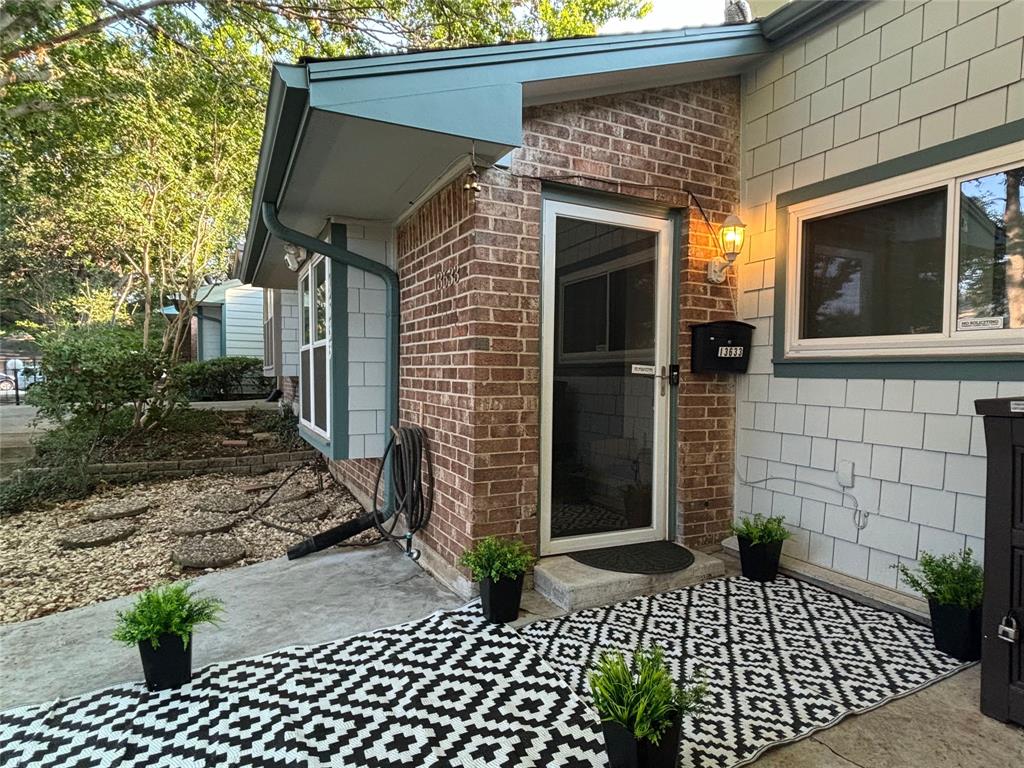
[{"left": 600, "top": 0, "right": 727, "bottom": 34}]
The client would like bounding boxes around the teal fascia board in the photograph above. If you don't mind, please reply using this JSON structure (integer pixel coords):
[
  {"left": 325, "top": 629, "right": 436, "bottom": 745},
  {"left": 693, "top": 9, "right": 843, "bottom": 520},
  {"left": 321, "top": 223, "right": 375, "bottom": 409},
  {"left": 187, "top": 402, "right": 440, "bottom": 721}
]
[
  {"left": 329, "top": 223, "right": 350, "bottom": 457},
  {"left": 772, "top": 119, "right": 1024, "bottom": 381}
]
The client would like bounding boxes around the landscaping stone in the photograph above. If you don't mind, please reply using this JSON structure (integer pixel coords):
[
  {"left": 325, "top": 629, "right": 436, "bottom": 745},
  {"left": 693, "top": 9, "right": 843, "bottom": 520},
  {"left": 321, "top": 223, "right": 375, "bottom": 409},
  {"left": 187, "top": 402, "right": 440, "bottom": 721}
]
[
  {"left": 172, "top": 511, "right": 236, "bottom": 536},
  {"left": 240, "top": 481, "right": 275, "bottom": 494},
  {"left": 196, "top": 492, "right": 252, "bottom": 514},
  {"left": 277, "top": 500, "right": 332, "bottom": 523},
  {"left": 260, "top": 488, "right": 313, "bottom": 507},
  {"left": 58, "top": 520, "right": 137, "bottom": 550},
  {"left": 171, "top": 534, "right": 246, "bottom": 569},
  {"left": 221, "top": 439, "right": 248, "bottom": 448},
  {"left": 84, "top": 499, "right": 150, "bottom": 522}
]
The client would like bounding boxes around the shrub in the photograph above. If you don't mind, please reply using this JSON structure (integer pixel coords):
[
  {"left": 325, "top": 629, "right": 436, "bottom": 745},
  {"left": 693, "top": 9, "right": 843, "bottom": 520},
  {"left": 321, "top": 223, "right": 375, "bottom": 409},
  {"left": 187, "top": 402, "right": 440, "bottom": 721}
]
[
  {"left": 459, "top": 536, "right": 536, "bottom": 582},
  {"left": 113, "top": 583, "right": 223, "bottom": 649},
  {"left": 895, "top": 548, "right": 984, "bottom": 609},
  {"left": 0, "top": 470, "right": 97, "bottom": 517},
  {"left": 589, "top": 646, "right": 707, "bottom": 745},
  {"left": 26, "top": 325, "right": 177, "bottom": 430},
  {"left": 175, "top": 356, "right": 272, "bottom": 401},
  {"left": 732, "top": 513, "right": 791, "bottom": 545}
]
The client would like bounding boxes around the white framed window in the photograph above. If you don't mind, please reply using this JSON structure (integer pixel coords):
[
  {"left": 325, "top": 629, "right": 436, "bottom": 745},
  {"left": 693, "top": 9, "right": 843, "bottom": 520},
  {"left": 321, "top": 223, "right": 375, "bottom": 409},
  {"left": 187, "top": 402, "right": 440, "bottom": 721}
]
[
  {"left": 298, "top": 255, "right": 331, "bottom": 438},
  {"left": 263, "top": 289, "right": 275, "bottom": 371},
  {"left": 783, "top": 142, "right": 1024, "bottom": 359}
]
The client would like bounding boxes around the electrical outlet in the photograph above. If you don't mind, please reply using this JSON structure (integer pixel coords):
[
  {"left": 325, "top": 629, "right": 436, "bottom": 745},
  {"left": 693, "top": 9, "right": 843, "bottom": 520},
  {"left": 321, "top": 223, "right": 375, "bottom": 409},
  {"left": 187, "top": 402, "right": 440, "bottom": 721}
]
[{"left": 837, "top": 460, "right": 854, "bottom": 488}]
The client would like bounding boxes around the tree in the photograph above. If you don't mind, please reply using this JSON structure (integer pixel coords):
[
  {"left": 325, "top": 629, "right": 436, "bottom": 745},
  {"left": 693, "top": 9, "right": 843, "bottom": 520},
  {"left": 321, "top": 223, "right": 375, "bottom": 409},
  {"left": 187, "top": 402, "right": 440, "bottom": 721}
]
[{"left": 1, "top": 0, "right": 649, "bottom": 345}]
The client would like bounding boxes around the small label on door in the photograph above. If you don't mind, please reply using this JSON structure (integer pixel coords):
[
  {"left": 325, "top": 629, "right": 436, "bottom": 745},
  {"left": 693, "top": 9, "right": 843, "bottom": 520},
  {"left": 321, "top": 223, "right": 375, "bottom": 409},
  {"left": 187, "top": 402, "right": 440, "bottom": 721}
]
[
  {"left": 1010, "top": 401, "right": 1024, "bottom": 413},
  {"left": 957, "top": 316, "right": 1004, "bottom": 331},
  {"left": 631, "top": 364, "right": 657, "bottom": 375}
]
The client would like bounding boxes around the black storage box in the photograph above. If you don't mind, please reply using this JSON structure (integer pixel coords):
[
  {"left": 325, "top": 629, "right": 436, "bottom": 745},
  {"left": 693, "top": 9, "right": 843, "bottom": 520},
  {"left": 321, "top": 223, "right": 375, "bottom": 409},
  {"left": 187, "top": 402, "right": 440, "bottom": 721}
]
[{"left": 690, "top": 321, "right": 755, "bottom": 374}]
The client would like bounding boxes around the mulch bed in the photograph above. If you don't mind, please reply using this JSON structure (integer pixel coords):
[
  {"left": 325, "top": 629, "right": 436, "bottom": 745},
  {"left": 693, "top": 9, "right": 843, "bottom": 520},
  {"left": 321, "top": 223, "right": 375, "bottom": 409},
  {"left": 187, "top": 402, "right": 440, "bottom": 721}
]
[{"left": 0, "top": 467, "right": 373, "bottom": 625}]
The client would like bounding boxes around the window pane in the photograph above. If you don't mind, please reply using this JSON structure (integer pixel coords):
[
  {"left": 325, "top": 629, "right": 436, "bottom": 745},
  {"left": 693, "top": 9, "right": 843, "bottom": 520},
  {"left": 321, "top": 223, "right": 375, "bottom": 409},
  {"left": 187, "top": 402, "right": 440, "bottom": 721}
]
[
  {"left": 801, "top": 189, "right": 947, "bottom": 339},
  {"left": 314, "top": 260, "right": 327, "bottom": 341},
  {"left": 608, "top": 259, "right": 655, "bottom": 351},
  {"left": 300, "top": 275, "right": 310, "bottom": 347},
  {"left": 957, "top": 166, "right": 1023, "bottom": 331},
  {"left": 562, "top": 275, "right": 608, "bottom": 353},
  {"left": 313, "top": 346, "right": 327, "bottom": 431}
]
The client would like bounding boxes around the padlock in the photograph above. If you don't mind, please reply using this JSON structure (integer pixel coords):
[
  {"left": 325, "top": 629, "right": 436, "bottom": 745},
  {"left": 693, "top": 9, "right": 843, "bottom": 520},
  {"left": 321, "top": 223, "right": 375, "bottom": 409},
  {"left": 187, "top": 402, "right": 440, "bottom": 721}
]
[{"left": 997, "top": 614, "right": 1019, "bottom": 644}]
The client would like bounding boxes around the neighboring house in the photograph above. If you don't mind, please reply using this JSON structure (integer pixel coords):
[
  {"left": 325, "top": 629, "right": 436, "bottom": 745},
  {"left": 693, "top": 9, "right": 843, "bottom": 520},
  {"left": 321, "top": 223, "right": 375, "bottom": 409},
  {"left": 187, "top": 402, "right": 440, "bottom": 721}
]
[
  {"left": 188, "top": 279, "right": 266, "bottom": 361},
  {"left": 240, "top": 0, "right": 1024, "bottom": 597}
]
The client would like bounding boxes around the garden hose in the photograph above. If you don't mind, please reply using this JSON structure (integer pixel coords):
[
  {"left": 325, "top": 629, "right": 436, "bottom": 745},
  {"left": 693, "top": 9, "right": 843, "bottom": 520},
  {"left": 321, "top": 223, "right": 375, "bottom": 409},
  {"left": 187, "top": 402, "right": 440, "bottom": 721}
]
[{"left": 286, "top": 426, "right": 433, "bottom": 560}]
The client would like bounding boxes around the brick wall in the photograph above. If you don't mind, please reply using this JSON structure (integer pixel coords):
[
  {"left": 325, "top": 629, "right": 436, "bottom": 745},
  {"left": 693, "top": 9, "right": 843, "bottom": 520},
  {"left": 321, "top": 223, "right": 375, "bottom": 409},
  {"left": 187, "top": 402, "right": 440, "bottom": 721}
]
[{"left": 332, "top": 78, "right": 741, "bottom": 589}]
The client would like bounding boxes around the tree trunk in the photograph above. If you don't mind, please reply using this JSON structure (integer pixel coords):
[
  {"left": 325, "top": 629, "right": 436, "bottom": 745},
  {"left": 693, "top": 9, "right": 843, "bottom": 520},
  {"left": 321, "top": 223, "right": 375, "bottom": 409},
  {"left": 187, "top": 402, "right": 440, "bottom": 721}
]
[{"left": 1006, "top": 169, "right": 1023, "bottom": 329}]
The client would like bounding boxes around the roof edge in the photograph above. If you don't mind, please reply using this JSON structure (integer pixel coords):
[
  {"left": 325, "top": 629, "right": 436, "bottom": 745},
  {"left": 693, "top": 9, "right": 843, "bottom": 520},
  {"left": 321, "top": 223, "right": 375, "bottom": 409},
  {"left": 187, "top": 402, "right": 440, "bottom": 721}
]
[{"left": 760, "top": 0, "right": 865, "bottom": 43}]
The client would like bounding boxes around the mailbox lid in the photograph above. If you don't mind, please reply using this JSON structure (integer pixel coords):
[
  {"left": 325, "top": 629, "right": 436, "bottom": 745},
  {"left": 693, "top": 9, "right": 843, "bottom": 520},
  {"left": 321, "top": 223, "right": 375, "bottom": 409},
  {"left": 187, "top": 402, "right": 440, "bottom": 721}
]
[
  {"left": 691, "top": 320, "right": 756, "bottom": 339},
  {"left": 975, "top": 397, "right": 1024, "bottom": 418}
]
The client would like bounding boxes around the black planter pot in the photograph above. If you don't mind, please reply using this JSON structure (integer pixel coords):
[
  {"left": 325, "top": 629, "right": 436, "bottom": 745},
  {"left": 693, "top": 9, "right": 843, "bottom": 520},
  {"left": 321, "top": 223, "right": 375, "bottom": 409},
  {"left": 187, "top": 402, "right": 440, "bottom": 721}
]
[
  {"left": 138, "top": 633, "right": 192, "bottom": 691},
  {"left": 928, "top": 600, "right": 982, "bottom": 662},
  {"left": 737, "top": 537, "right": 784, "bottom": 582},
  {"left": 600, "top": 715, "right": 682, "bottom": 768},
  {"left": 479, "top": 574, "right": 524, "bottom": 624}
]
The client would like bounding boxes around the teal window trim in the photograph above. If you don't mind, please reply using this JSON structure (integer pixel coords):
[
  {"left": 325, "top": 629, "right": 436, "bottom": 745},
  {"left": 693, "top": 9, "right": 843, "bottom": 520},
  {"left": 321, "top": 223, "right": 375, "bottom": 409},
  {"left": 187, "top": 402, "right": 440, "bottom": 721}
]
[{"left": 772, "top": 119, "right": 1024, "bottom": 381}]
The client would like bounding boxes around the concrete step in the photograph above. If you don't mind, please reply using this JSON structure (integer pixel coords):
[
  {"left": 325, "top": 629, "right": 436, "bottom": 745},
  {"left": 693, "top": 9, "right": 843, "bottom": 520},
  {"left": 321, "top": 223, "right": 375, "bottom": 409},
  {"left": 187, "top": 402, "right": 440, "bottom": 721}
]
[{"left": 534, "top": 547, "right": 725, "bottom": 612}]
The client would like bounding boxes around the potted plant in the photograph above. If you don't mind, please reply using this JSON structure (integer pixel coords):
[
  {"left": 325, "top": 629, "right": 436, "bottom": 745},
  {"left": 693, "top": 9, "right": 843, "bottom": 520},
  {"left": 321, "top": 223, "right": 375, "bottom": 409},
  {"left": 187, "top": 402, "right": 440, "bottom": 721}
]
[
  {"left": 589, "top": 646, "right": 706, "bottom": 768},
  {"left": 895, "top": 548, "right": 984, "bottom": 662},
  {"left": 113, "top": 582, "right": 223, "bottom": 691},
  {"left": 459, "top": 536, "right": 535, "bottom": 623},
  {"left": 732, "top": 513, "right": 791, "bottom": 582}
]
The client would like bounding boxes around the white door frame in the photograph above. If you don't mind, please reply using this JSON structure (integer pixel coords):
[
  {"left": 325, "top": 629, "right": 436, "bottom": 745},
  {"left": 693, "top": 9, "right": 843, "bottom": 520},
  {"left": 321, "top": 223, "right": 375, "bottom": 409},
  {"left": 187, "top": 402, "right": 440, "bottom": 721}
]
[{"left": 539, "top": 199, "right": 674, "bottom": 556}]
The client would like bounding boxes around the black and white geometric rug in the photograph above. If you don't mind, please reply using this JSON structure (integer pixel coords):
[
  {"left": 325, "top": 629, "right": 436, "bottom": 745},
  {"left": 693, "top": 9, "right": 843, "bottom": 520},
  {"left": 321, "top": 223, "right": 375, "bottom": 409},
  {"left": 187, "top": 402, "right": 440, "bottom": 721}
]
[
  {"left": 0, "top": 576, "right": 971, "bottom": 768},
  {"left": 0, "top": 608, "right": 605, "bottom": 768},
  {"left": 520, "top": 575, "right": 972, "bottom": 768}
]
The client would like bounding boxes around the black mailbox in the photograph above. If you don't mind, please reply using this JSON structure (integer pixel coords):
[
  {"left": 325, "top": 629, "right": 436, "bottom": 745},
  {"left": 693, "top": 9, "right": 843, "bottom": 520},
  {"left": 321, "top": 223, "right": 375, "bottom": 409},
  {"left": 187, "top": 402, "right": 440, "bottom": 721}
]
[{"left": 690, "top": 321, "right": 755, "bottom": 374}]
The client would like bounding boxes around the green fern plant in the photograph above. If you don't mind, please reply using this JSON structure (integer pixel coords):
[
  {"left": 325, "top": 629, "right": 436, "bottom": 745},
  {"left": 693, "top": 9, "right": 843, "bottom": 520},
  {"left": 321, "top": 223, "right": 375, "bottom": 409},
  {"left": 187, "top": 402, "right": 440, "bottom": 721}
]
[
  {"left": 588, "top": 646, "right": 707, "bottom": 746},
  {"left": 731, "top": 513, "right": 791, "bottom": 544},
  {"left": 459, "top": 536, "right": 535, "bottom": 582},
  {"left": 895, "top": 548, "right": 983, "bottom": 609},
  {"left": 113, "top": 583, "right": 223, "bottom": 649}
]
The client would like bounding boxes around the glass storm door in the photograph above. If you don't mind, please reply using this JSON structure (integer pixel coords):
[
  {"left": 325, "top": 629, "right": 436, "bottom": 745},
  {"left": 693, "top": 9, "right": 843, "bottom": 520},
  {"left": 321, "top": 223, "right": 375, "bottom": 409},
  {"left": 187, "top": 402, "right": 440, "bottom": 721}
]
[{"left": 540, "top": 200, "right": 673, "bottom": 555}]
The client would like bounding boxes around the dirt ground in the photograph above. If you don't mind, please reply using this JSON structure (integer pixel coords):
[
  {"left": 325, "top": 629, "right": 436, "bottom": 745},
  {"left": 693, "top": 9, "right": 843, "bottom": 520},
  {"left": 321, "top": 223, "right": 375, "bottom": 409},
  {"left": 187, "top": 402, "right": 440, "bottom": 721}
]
[{"left": 0, "top": 467, "right": 374, "bottom": 624}]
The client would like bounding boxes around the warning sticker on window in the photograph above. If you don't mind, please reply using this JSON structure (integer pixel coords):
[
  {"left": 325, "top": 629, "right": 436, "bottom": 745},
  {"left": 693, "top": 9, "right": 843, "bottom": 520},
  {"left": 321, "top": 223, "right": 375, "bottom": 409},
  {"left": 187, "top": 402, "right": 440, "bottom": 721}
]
[{"left": 957, "top": 317, "right": 1004, "bottom": 331}]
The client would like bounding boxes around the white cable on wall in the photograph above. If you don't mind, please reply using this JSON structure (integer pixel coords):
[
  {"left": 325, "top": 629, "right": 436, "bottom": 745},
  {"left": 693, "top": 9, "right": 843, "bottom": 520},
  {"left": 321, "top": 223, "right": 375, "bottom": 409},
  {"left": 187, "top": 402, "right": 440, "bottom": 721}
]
[{"left": 735, "top": 464, "right": 872, "bottom": 531}]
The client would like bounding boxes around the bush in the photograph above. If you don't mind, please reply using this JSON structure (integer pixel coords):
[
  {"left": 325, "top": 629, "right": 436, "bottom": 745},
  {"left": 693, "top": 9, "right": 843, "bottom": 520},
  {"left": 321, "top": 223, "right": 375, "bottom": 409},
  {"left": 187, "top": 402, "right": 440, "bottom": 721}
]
[
  {"left": 0, "top": 470, "right": 97, "bottom": 517},
  {"left": 175, "top": 356, "right": 272, "bottom": 401},
  {"left": 26, "top": 325, "right": 177, "bottom": 430},
  {"left": 459, "top": 536, "right": 536, "bottom": 582},
  {"left": 588, "top": 646, "right": 707, "bottom": 745},
  {"left": 895, "top": 548, "right": 984, "bottom": 609},
  {"left": 113, "top": 583, "right": 223, "bottom": 650},
  {"left": 732, "top": 513, "right": 791, "bottom": 545}
]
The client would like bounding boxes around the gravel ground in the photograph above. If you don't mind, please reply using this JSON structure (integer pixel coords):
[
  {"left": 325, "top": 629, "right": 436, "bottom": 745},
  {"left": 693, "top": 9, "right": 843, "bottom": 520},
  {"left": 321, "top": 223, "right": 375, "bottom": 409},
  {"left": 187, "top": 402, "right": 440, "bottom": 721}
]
[{"left": 0, "top": 468, "right": 373, "bottom": 625}]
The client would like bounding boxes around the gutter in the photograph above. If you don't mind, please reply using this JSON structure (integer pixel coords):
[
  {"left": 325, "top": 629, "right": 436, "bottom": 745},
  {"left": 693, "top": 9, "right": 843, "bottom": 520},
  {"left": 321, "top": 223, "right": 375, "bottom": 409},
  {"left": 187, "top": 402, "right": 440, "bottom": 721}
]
[{"left": 260, "top": 203, "right": 400, "bottom": 476}]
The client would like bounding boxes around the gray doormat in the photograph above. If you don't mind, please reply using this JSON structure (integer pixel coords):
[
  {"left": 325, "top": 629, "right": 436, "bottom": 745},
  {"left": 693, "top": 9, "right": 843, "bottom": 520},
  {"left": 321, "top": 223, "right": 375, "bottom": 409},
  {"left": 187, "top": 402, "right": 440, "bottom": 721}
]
[{"left": 568, "top": 540, "right": 696, "bottom": 574}]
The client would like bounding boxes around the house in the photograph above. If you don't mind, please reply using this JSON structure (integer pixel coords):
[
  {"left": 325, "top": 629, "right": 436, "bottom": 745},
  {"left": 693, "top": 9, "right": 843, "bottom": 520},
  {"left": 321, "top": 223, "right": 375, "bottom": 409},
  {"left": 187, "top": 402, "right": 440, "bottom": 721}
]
[
  {"left": 240, "top": 0, "right": 1024, "bottom": 598},
  {"left": 186, "top": 279, "right": 266, "bottom": 362}
]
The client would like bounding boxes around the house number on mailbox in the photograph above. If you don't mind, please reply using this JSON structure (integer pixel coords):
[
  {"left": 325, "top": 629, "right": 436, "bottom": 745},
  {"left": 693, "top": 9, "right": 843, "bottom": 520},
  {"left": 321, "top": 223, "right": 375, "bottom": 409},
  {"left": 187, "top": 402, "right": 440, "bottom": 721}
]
[{"left": 717, "top": 346, "right": 743, "bottom": 358}]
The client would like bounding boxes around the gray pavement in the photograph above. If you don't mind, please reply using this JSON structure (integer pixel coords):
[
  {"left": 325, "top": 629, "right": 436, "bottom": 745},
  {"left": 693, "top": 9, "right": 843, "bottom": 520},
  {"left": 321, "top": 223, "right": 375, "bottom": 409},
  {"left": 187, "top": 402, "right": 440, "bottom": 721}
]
[{"left": 0, "top": 544, "right": 461, "bottom": 710}]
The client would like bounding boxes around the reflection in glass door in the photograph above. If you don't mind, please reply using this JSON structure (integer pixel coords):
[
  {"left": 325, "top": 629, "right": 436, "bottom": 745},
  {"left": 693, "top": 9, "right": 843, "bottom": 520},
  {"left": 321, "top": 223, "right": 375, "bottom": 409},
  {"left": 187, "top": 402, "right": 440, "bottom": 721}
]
[{"left": 540, "top": 200, "right": 672, "bottom": 555}]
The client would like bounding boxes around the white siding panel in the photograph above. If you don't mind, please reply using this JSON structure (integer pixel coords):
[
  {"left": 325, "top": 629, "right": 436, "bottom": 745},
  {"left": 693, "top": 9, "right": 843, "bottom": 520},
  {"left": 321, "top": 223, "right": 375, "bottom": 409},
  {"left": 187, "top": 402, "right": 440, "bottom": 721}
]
[{"left": 223, "top": 285, "right": 265, "bottom": 358}]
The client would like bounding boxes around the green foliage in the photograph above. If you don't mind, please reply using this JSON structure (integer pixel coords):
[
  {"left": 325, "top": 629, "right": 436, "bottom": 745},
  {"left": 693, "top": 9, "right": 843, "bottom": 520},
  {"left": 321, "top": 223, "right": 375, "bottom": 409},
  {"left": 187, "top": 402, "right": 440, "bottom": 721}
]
[
  {"left": 588, "top": 646, "right": 707, "bottom": 746},
  {"left": 252, "top": 408, "right": 302, "bottom": 448},
  {"left": 112, "top": 582, "right": 224, "bottom": 649},
  {"left": 731, "top": 513, "right": 791, "bottom": 545},
  {"left": 459, "top": 536, "right": 536, "bottom": 582},
  {"left": 0, "top": 469, "right": 97, "bottom": 517},
  {"left": 174, "top": 356, "right": 272, "bottom": 401},
  {"left": 895, "top": 548, "right": 984, "bottom": 609},
  {"left": 25, "top": 324, "right": 179, "bottom": 428}
]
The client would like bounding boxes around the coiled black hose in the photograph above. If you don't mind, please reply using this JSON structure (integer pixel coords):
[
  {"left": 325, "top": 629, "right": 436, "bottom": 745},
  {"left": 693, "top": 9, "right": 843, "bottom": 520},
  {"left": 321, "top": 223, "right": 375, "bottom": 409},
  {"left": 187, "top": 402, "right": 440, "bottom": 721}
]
[{"left": 286, "top": 426, "right": 433, "bottom": 559}]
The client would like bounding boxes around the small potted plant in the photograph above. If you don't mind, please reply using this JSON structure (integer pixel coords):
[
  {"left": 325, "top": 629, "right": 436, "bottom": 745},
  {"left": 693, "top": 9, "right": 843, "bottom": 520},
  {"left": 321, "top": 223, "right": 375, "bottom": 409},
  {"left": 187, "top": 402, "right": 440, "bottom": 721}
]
[
  {"left": 732, "top": 513, "right": 790, "bottom": 582},
  {"left": 589, "top": 646, "right": 706, "bottom": 768},
  {"left": 895, "top": 548, "right": 983, "bottom": 662},
  {"left": 113, "top": 582, "right": 223, "bottom": 691},
  {"left": 459, "top": 536, "right": 535, "bottom": 623}
]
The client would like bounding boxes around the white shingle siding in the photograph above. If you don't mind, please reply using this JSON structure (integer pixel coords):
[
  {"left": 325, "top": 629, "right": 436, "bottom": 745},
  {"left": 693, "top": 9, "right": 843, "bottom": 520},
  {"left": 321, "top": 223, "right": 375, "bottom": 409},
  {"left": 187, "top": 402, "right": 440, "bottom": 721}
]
[
  {"left": 737, "top": 0, "right": 1024, "bottom": 592},
  {"left": 278, "top": 289, "right": 300, "bottom": 377}
]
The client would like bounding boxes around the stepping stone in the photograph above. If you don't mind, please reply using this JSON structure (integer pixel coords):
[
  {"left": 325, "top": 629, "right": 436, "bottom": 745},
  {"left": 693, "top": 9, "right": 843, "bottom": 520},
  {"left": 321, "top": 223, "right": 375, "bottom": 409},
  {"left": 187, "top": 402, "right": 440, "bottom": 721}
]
[
  {"left": 84, "top": 499, "right": 150, "bottom": 522},
  {"left": 252, "top": 432, "right": 274, "bottom": 442},
  {"left": 259, "top": 488, "right": 313, "bottom": 507},
  {"left": 240, "top": 482, "right": 275, "bottom": 494},
  {"left": 172, "top": 511, "right": 236, "bottom": 536},
  {"left": 59, "top": 520, "right": 137, "bottom": 549},
  {"left": 195, "top": 492, "right": 251, "bottom": 514},
  {"left": 277, "top": 500, "right": 331, "bottom": 523},
  {"left": 171, "top": 534, "right": 245, "bottom": 569},
  {"left": 221, "top": 439, "right": 248, "bottom": 448}
]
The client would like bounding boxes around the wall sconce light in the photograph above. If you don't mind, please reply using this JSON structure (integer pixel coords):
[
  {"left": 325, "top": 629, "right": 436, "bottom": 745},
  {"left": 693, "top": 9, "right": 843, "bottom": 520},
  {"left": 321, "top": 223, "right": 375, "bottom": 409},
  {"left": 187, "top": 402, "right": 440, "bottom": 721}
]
[
  {"left": 707, "top": 213, "right": 747, "bottom": 284},
  {"left": 283, "top": 244, "right": 306, "bottom": 272}
]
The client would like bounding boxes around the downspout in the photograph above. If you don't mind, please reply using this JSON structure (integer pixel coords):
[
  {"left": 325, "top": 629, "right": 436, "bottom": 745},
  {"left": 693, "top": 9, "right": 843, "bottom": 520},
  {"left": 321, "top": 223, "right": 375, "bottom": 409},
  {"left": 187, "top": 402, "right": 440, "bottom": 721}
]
[{"left": 261, "top": 202, "right": 400, "bottom": 494}]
